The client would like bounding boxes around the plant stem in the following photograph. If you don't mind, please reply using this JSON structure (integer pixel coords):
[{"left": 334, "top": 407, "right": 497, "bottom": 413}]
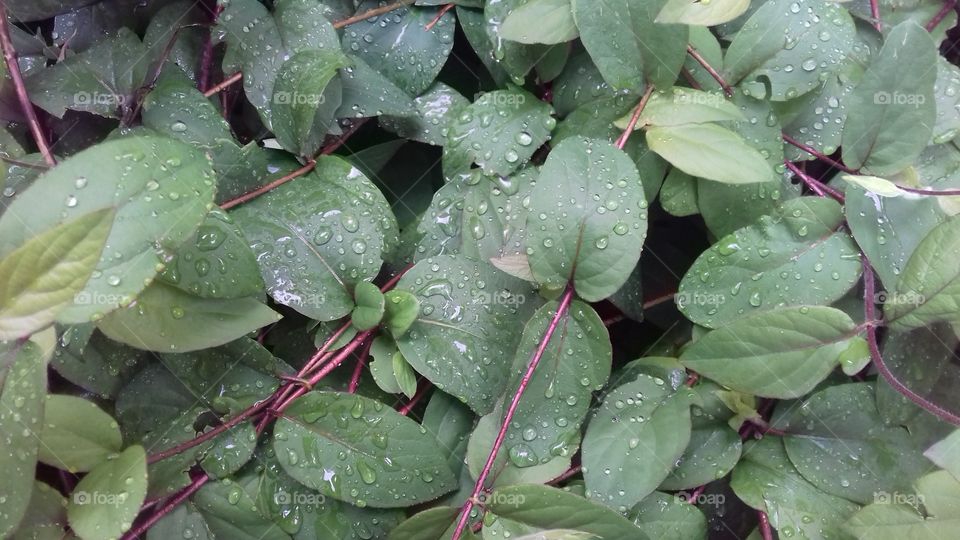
[
  {"left": 686, "top": 45, "right": 733, "bottom": 97},
  {"left": 347, "top": 340, "right": 373, "bottom": 393},
  {"left": 451, "top": 286, "right": 576, "bottom": 539},
  {"left": 615, "top": 85, "right": 655, "bottom": 150},
  {"left": 197, "top": 2, "right": 222, "bottom": 92},
  {"left": 547, "top": 465, "right": 581, "bottom": 485},
  {"left": 927, "top": 0, "right": 957, "bottom": 32},
  {"left": 398, "top": 381, "right": 432, "bottom": 416},
  {"left": 122, "top": 474, "right": 209, "bottom": 540},
  {"left": 274, "top": 331, "right": 375, "bottom": 413},
  {"left": 895, "top": 185, "right": 960, "bottom": 196},
  {"left": 784, "top": 160, "right": 845, "bottom": 202},
  {"left": 424, "top": 3, "right": 454, "bottom": 30},
  {"left": 333, "top": 0, "right": 415, "bottom": 29},
  {"left": 870, "top": 0, "right": 882, "bottom": 31},
  {"left": 220, "top": 160, "right": 316, "bottom": 210},
  {"left": 320, "top": 117, "right": 370, "bottom": 155},
  {"left": 147, "top": 398, "right": 272, "bottom": 464},
  {"left": 0, "top": 6, "right": 56, "bottom": 167},
  {"left": 758, "top": 511, "right": 774, "bottom": 540},
  {"left": 861, "top": 261, "right": 960, "bottom": 425},
  {"left": 782, "top": 134, "right": 855, "bottom": 173},
  {"left": 202, "top": 71, "right": 242, "bottom": 97}
]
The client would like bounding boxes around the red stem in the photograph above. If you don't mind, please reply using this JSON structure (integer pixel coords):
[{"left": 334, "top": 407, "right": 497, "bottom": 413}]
[
  {"left": 451, "top": 287, "right": 576, "bottom": 539},
  {"left": 895, "top": 185, "right": 960, "bottom": 196},
  {"left": 203, "top": 71, "right": 242, "bottom": 97},
  {"left": 121, "top": 474, "right": 209, "bottom": 540},
  {"left": 784, "top": 160, "right": 845, "bottom": 202},
  {"left": 927, "top": 0, "right": 957, "bottom": 32},
  {"left": 398, "top": 381, "right": 432, "bottom": 416},
  {"left": 197, "top": 4, "right": 222, "bottom": 92},
  {"left": 615, "top": 85, "right": 655, "bottom": 150},
  {"left": 320, "top": 118, "right": 369, "bottom": 155},
  {"left": 347, "top": 340, "right": 373, "bottom": 393},
  {"left": 147, "top": 399, "right": 271, "bottom": 464},
  {"left": 424, "top": 3, "right": 454, "bottom": 30},
  {"left": 758, "top": 510, "right": 775, "bottom": 540},
  {"left": 333, "top": 0, "right": 414, "bottom": 29},
  {"left": 862, "top": 261, "right": 960, "bottom": 425},
  {"left": 220, "top": 160, "right": 316, "bottom": 210},
  {"left": 686, "top": 45, "right": 733, "bottom": 97},
  {"left": 274, "top": 331, "right": 375, "bottom": 413},
  {"left": 870, "top": 0, "right": 882, "bottom": 32},
  {"left": 547, "top": 465, "right": 582, "bottom": 486},
  {"left": 0, "top": 7, "right": 56, "bottom": 167},
  {"left": 782, "top": 134, "right": 855, "bottom": 173}
]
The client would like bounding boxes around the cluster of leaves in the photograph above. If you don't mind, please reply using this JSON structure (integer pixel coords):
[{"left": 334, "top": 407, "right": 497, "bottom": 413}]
[{"left": 2, "top": 0, "right": 960, "bottom": 539}]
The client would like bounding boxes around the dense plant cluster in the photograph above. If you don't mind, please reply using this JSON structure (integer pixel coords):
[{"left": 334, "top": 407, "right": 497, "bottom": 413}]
[{"left": 2, "top": 0, "right": 960, "bottom": 538}]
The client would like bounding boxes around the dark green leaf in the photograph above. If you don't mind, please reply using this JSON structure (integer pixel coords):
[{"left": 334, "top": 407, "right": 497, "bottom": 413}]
[{"left": 37, "top": 394, "right": 122, "bottom": 473}]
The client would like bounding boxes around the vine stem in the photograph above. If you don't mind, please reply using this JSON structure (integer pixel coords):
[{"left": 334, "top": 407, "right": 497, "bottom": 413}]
[
  {"left": 615, "top": 85, "right": 655, "bottom": 150},
  {"left": 451, "top": 286, "right": 576, "bottom": 539},
  {"left": 0, "top": 6, "right": 56, "bottom": 167},
  {"left": 927, "top": 0, "right": 957, "bottom": 32},
  {"left": 862, "top": 261, "right": 960, "bottom": 425},
  {"left": 274, "top": 330, "right": 375, "bottom": 413},
  {"left": 895, "top": 185, "right": 960, "bottom": 196},
  {"left": 424, "top": 3, "right": 454, "bottom": 30},
  {"left": 219, "top": 160, "right": 316, "bottom": 210},
  {"left": 146, "top": 398, "right": 272, "bottom": 464},
  {"left": 686, "top": 45, "right": 733, "bottom": 97},
  {"left": 122, "top": 474, "right": 209, "bottom": 540},
  {"left": 202, "top": 71, "right": 242, "bottom": 97},
  {"left": 397, "top": 381, "right": 432, "bottom": 416},
  {"left": 870, "top": 0, "right": 882, "bottom": 32},
  {"left": 758, "top": 511, "right": 775, "bottom": 540},
  {"left": 781, "top": 134, "right": 855, "bottom": 173},
  {"left": 347, "top": 340, "right": 374, "bottom": 393},
  {"left": 784, "top": 160, "right": 845, "bottom": 202}
]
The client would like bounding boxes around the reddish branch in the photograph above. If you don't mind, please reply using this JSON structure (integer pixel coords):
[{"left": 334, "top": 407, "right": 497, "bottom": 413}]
[
  {"left": 927, "top": 0, "right": 957, "bottom": 32},
  {"left": 202, "top": 71, "right": 242, "bottom": 97},
  {"left": 0, "top": 6, "right": 56, "bottom": 166},
  {"left": 686, "top": 45, "right": 733, "bottom": 97},
  {"left": 451, "top": 286, "right": 576, "bottom": 539},
  {"left": 146, "top": 399, "right": 272, "bottom": 464},
  {"left": 425, "top": 3, "right": 454, "bottom": 31},
  {"left": 782, "top": 134, "right": 855, "bottom": 173},
  {"left": 220, "top": 160, "right": 316, "bottom": 210},
  {"left": 870, "top": 0, "right": 882, "bottom": 32},
  {"left": 784, "top": 160, "right": 845, "bottom": 201},
  {"left": 615, "top": 85, "right": 656, "bottom": 149},
  {"left": 122, "top": 474, "right": 210, "bottom": 540},
  {"left": 862, "top": 262, "right": 960, "bottom": 425},
  {"left": 348, "top": 340, "right": 374, "bottom": 393},
  {"left": 758, "top": 511, "right": 775, "bottom": 540},
  {"left": 398, "top": 381, "right": 432, "bottom": 416}
]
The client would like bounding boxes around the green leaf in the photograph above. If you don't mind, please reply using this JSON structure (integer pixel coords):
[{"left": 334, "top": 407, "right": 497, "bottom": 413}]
[
  {"left": 571, "top": 0, "right": 688, "bottom": 90},
  {"left": 51, "top": 328, "right": 148, "bottom": 400},
  {"left": 381, "top": 82, "right": 470, "bottom": 146},
  {"left": 526, "top": 136, "right": 648, "bottom": 301},
  {"left": 342, "top": 2, "right": 455, "bottom": 95},
  {"left": 479, "top": 1, "right": 551, "bottom": 82},
  {"left": 67, "top": 445, "right": 147, "bottom": 540},
  {"left": 97, "top": 282, "right": 281, "bottom": 353},
  {"left": 394, "top": 352, "right": 419, "bottom": 400},
  {"left": 501, "top": 0, "right": 579, "bottom": 44},
  {"left": 628, "top": 492, "right": 708, "bottom": 540},
  {"left": 0, "top": 342, "right": 46, "bottom": 538},
  {"left": 845, "top": 183, "right": 946, "bottom": 290},
  {"left": 442, "top": 88, "right": 555, "bottom": 179},
  {"left": 388, "top": 506, "right": 465, "bottom": 540},
  {"left": 772, "top": 382, "right": 932, "bottom": 505},
  {"left": 141, "top": 75, "right": 233, "bottom": 147},
  {"left": 0, "top": 208, "right": 113, "bottom": 340},
  {"left": 394, "top": 255, "right": 539, "bottom": 414},
  {"left": 383, "top": 290, "right": 420, "bottom": 339},
  {"left": 660, "top": 169, "right": 699, "bottom": 217},
  {"left": 273, "top": 391, "right": 457, "bottom": 507},
  {"left": 731, "top": 437, "right": 860, "bottom": 540},
  {"left": 271, "top": 49, "right": 348, "bottom": 157},
  {"left": 614, "top": 87, "right": 744, "bottom": 129},
  {"left": 502, "top": 300, "right": 610, "bottom": 466},
  {"left": 486, "top": 485, "right": 648, "bottom": 539},
  {"left": 679, "top": 306, "right": 859, "bottom": 398},
  {"left": 37, "top": 394, "right": 122, "bottom": 473},
  {"left": 778, "top": 61, "right": 860, "bottom": 161},
  {"left": 179, "top": 478, "right": 291, "bottom": 540},
  {"left": 656, "top": 0, "right": 750, "bottom": 26},
  {"left": 274, "top": 0, "right": 342, "bottom": 53},
  {"left": 884, "top": 215, "right": 960, "bottom": 330},
  {"left": 932, "top": 57, "right": 960, "bottom": 144},
  {"left": 158, "top": 209, "right": 264, "bottom": 299},
  {"left": 844, "top": 470, "right": 960, "bottom": 539},
  {"left": 0, "top": 135, "right": 216, "bottom": 324},
  {"left": 925, "top": 430, "right": 960, "bottom": 482},
  {"left": 337, "top": 55, "right": 417, "bottom": 119},
  {"left": 233, "top": 155, "right": 398, "bottom": 322},
  {"left": 841, "top": 21, "right": 937, "bottom": 174},
  {"left": 12, "top": 480, "right": 68, "bottom": 540},
  {"left": 723, "top": 0, "right": 857, "bottom": 101},
  {"left": 351, "top": 281, "right": 386, "bottom": 331},
  {"left": 678, "top": 197, "right": 862, "bottom": 327},
  {"left": 24, "top": 28, "right": 149, "bottom": 118},
  {"left": 841, "top": 175, "right": 906, "bottom": 197},
  {"left": 582, "top": 375, "right": 695, "bottom": 510},
  {"left": 647, "top": 123, "right": 774, "bottom": 185}
]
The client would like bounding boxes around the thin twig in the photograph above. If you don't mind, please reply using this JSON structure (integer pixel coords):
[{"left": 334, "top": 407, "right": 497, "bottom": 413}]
[
  {"left": 547, "top": 465, "right": 581, "bottom": 486},
  {"left": 615, "top": 85, "right": 655, "bottom": 150},
  {"left": 0, "top": 6, "right": 56, "bottom": 166},
  {"left": 870, "top": 0, "right": 882, "bottom": 31},
  {"left": 398, "top": 381, "right": 432, "bottom": 416},
  {"left": 198, "top": 2, "right": 223, "bottom": 92},
  {"left": 686, "top": 45, "right": 733, "bottom": 97},
  {"left": 782, "top": 134, "right": 855, "bottom": 173},
  {"left": 333, "top": 0, "right": 415, "bottom": 29},
  {"left": 347, "top": 340, "right": 373, "bottom": 393},
  {"left": 220, "top": 160, "right": 316, "bottom": 210},
  {"left": 895, "top": 185, "right": 960, "bottom": 196},
  {"left": 424, "top": 3, "right": 454, "bottom": 30},
  {"left": 147, "top": 399, "right": 271, "bottom": 464},
  {"left": 320, "top": 118, "right": 370, "bottom": 155},
  {"left": 202, "top": 71, "right": 242, "bottom": 97},
  {"left": 121, "top": 474, "right": 209, "bottom": 540},
  {"left": 451, "top": 287, "right": 576, "bottom": 539},
  {"left": 784, "top": 160, "right": 845, "bottom": 202},
  {"left": 862, "top": 261, "right": 960, "bottom": 425},
  {"left": 758, "top": 511, "right": 775, "bottom": 540},
  {"left": 927, "top": 0, "right": 957, "bottom": 32}
]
